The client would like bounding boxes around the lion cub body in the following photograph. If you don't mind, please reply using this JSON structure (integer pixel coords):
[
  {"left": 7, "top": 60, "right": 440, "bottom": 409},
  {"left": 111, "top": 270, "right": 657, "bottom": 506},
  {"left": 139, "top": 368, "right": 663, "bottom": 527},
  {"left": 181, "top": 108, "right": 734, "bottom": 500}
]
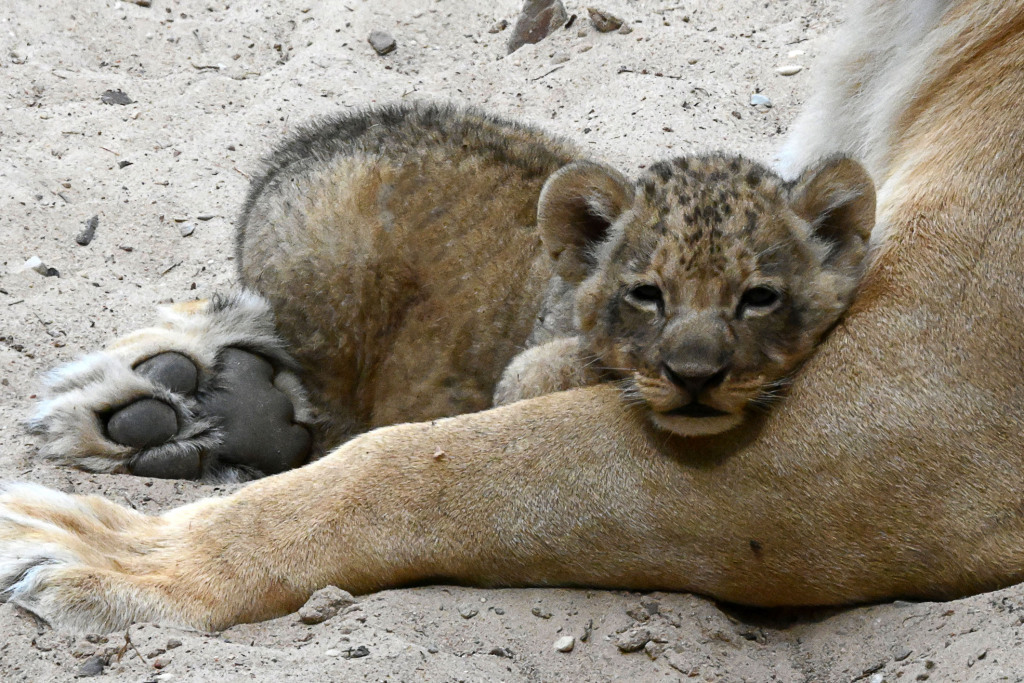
[{"left": 237, "top": 105, "right": 574, "bottom": 445}]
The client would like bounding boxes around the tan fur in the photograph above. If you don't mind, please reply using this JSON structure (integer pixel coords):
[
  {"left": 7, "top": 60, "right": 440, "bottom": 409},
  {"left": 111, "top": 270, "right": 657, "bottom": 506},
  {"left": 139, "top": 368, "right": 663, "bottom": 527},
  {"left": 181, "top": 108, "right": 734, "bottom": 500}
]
[{"left": 3, "top": 0, "right": 1024, "bottom": 633}]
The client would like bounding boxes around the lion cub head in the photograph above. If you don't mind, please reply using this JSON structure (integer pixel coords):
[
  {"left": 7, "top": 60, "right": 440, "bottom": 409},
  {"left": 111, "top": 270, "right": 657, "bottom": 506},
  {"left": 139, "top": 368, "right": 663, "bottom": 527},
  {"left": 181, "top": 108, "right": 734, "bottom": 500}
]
[{"left": 537, "top": 154, "right": 875, "bottom": 436}]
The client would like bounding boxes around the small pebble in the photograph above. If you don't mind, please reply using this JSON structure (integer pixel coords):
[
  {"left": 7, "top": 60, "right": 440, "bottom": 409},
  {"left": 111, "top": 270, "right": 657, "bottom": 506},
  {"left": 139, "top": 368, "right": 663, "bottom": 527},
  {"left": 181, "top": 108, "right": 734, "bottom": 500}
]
[
  {"left": 750, "top": 93, "right": 772, "bottom": 108},
  {"left": 686, "top": 57, "right": 698, "bottom": 64},
  {"left": 615, "top": 627, "right": 651, "bottom": 653},
  {"left": 776, "top": 64, "right": 803, "bottom": 76},
  {"left": 75, "top": 655, "right": 107, "bottom": 678},
  {"left": 180, "top": 224, "right": 195, "bottom": 237},
  {"left": 118, "top": 160, "right": 133, "bottom": 169},
  {"left": 531, "top": 606, "right": 553, "bottom": 619},
  {"left": 152, "top": 656, "right": 172, "bottom": 669},
  {"left": 731, "top": 110, "right": 742, "bottom": 120},
  {"left": 100, "top": 89, "right": 133, "bottom": 105},
  {"left": 588, "top": 7, "right": 623, "bottom": 32},
  {"left": 554, "top": 636, "right": 575, "bottom": 652},
  {"left": 787, "top": 49, "right": 805, "bottom": 59},
  {"left": 507, "top": 0, "right": 567, "bottom": 54},
  {"left": 488, "top": 19, "right": 508, "bottom": 33},
  {"left": 298, "top": 586, "right": 357, "bottom": 625},
  {"left": 76, "top": 215, "right": 99, "bottom": 246},
  {"left": 166, "top": 638, "right": 183, "bottom": 650},
  {"left": 19, "top": 255, "right": 59, "bottom": 277},
  {"left": 551, "top": 52, "right": 570, "bottom": 64},
  {"left": 324, "top": 649, "right": 341, "bottom": 657},
  {"left": 368, "top": 30, "right": 397, "bottom": 56},
  {"left": 488, "top": 646, "right": 513, "bottom": 658},
  {"left": 458, "top": 604, "right": 479, "bottom": 619}
]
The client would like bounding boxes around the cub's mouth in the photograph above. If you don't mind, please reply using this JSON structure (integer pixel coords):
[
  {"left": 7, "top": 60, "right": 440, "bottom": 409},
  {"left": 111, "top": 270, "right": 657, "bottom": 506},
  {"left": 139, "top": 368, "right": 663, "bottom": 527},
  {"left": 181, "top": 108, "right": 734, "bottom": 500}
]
[{"left": 662, "top": 402, "right": 731, "bottom": 419}]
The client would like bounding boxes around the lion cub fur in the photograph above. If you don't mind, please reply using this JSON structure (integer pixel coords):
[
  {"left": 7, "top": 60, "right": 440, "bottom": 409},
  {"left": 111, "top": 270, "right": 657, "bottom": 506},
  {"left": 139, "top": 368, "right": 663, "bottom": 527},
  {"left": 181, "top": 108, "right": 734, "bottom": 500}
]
[{"left": 237, "top": 103, "right": 873, "bottom": 443}]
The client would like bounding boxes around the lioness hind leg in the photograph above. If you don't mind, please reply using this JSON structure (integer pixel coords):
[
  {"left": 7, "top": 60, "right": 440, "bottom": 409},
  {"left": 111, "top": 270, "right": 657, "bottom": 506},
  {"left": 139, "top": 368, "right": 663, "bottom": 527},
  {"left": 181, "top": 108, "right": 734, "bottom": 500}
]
[{"left": 28, "top": 291, "right": 314, "bottom": 481}]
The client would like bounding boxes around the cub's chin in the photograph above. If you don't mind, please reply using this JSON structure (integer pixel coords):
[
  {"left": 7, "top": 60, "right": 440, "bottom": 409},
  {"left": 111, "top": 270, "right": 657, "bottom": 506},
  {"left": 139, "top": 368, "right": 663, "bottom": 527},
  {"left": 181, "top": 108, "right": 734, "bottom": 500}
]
[{"left": 649, "top": 409, "right": 744, "bottom": 437}]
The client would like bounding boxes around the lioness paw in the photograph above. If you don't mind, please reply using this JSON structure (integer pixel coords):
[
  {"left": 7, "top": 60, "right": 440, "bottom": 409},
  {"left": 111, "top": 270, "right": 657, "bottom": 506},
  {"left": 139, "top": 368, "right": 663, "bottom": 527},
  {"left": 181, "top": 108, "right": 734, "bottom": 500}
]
[{"left": 27, "top": 292, "right": 315, "bottom": 481}]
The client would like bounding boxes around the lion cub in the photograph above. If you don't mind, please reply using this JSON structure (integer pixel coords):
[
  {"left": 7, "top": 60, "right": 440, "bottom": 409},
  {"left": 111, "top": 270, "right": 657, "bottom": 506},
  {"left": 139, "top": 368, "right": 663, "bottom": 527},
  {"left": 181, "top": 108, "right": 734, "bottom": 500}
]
[
  {"left": 31, "top": 103, "right": 873, "bottom": 481},
  {"left": 496, "top": 153, "right": 874, "bottom": 437}
]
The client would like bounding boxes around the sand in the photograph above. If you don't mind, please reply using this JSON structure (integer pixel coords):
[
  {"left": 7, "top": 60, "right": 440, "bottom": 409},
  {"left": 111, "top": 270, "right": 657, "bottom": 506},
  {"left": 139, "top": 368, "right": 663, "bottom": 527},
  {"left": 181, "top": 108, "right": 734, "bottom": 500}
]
[{"left": 2, "top": 0, "right": 1023, "bottom": 680}]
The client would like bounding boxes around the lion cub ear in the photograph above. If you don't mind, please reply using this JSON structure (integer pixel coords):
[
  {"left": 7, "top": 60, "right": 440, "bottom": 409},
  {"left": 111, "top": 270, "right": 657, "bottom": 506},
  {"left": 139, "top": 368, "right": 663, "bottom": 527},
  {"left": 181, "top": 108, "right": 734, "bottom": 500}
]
[
  {"left": 789, "top": 156, "right": 876, "bottom": 276},
  {"left": 537, "top": 161, "right": 635, "bottom": 283}
]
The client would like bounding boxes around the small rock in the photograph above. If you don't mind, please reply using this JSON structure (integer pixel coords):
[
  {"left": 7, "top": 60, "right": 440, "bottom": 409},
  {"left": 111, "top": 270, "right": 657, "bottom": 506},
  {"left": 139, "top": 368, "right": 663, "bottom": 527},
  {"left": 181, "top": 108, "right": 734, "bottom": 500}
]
[
  {"left": 750, "top": 93, "right": 772, "bottom": 108},
  {"left": 118, "top": 160, "right": 133, "bottom": 169},
  {"left": 488, "top": 646, "right": 513, "bottom": 658},
  {"left": 507, "top": 0, "right": 568, "bottom": 54},
  {"left": 531, "top": 606, "right": 552, "bottom": 619},
  {"left": 868, "top": 674, "right": 885, "bottom": 683},
  {"left": 488, "top": 19, "right": 508, "bottom": 33},
  {"left": 686, "top": 57, "right": 698, "bottom": 64},
  {"left": 368, "top": 30, "right": 397, "bottom": 56},
  {"left": 19, "top": 255, "right": 59, "bottom": 277},
  {"left": 617, "top": 24, "right": 633, "bottom": 34},
  {"left": 197, "top": 215, "right": 215, "bottom": 221},
  {"left": 553, "top": 636, "right": 575, "bottom": 652},
  {"left": 787, "top": 49, "right": 805, "bottom": 59},
  {"left": 615, "top": 627, "right": 651, "bottom": 653},
  {"left": 298, "top": 586, "right": 357, "bottom": 625},
  {"left": 100, "top": 89, "right": 133, "bottom": 105},
  {"left": 458, "top": 604, "right": 479, "bottom": 619},
  {"left": 75, "top": 655, "right": 107, "bottom": 678},
  {"left": 776, "top": 64, "right": 803, "bottom": 76},
  {"left": 180, "top": 224, "right": 195, "bottom": 237},
  {"left": 152, "top": 656, "right": 172, "bottom": 669},
  {"left": 76, "top": 215, "right": 99, "bottom": 246},
  {"left": 731, "top": 110, "right": 742, "bottom": 119},
  {"left": 122, "top": 0, "right": 152, "bottom": 6},
  {"left": 551, "top": 52, "right": 570, "bottom": 64},
  {"left": 343, "top": 645, "right": 370, "bottom": 659},
  {"left": 166, "top": 638, "right": 183, "bottom": 650},
  {"left": 587, "top": 7, "right": 623, "bottom": 32},
  {"left": 324, "top": 649, "right": 341, "bottom": 657}
]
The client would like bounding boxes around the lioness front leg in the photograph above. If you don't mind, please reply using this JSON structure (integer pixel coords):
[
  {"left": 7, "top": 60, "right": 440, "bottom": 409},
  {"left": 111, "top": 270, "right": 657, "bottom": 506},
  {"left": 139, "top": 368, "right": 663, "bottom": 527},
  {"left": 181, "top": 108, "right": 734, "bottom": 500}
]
[
  {"left": 1, "top": 387, "right": 714, "bottom": 632},
  {"left": 28, "top": 291, "right": 314, "bottom": 480}
]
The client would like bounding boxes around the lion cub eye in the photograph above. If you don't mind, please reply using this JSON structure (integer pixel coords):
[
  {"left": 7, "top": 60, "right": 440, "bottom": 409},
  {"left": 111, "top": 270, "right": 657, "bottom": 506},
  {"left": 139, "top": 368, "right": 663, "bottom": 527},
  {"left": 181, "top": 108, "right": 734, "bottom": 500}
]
[
  {"left": 625, "top": 284, "right": 664, "bottom": 310},
  {"left": 738, "top": 286, "right": 780, "bottom": 315}
]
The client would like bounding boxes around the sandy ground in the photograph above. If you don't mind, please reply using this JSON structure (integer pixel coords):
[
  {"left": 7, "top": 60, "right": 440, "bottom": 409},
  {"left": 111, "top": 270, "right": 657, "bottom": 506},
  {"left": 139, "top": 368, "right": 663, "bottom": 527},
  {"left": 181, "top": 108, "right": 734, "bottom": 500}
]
[{"left": 2, "top": 0, "right": 1024, "bottom": 680}]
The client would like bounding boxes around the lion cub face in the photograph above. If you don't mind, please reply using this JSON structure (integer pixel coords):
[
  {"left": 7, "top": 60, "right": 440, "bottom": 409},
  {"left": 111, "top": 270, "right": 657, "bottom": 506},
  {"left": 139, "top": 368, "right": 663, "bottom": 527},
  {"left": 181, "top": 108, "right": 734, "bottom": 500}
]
[{"left": 537, "top": 154, "right": 875, "bottom": 436}]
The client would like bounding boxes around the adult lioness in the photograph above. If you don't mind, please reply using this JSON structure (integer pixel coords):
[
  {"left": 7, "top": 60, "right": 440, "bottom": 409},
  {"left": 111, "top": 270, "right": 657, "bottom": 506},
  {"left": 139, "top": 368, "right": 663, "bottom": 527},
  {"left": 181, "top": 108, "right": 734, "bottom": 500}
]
[{"left": 2, "top": 0, "right": 1023, "bottom": 633}]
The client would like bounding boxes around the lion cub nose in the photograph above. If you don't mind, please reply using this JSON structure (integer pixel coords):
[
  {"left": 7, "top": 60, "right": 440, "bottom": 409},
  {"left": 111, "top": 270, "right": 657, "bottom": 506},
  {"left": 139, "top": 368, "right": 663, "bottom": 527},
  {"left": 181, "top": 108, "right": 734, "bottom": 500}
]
[{"left": 661, "top": 362, "right": 729, "bottom": 399}]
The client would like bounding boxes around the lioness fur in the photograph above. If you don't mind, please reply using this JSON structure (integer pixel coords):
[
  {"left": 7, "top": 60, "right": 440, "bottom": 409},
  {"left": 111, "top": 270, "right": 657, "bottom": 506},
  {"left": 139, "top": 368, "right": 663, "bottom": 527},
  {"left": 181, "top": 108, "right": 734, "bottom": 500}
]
[{"left": 1, "top": 0, "right": 1023, "bottom": 633}]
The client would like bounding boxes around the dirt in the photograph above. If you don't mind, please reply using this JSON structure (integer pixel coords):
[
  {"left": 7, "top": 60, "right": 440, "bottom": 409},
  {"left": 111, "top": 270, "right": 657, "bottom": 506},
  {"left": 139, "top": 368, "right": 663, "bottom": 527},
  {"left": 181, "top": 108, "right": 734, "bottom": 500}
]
[{"left": 2, "top": 0, "right": 1023, "bottom": 680}]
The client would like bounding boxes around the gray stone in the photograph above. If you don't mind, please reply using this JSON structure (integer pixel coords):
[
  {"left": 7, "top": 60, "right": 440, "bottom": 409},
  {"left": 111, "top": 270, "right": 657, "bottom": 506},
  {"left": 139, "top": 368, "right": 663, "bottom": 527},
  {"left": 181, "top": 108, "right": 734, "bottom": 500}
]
[
  {"left": 507, "top": 0, "right": 567, "bottom": 54},
  {"left": 298, "top": 585, "right": 357, "bottom": 624},
  {"left": 615, "top": 627, "right": 651, "bottom": 653},
  {"left": 553, "top": 636, "right": 575, "bottom": 652},
  {"left": 587, "top": 7, "right": 623, "bottom": 33},
  {"left": 750, "top": 93, "right": 772, "bottom": 107},
  {"left": 368, "top": 31, "right": 397, "bottom": 56}
]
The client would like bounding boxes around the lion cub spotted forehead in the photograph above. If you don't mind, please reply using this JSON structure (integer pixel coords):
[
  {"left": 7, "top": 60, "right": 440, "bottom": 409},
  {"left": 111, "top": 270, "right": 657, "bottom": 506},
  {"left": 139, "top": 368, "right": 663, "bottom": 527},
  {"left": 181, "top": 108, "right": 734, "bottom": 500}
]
[{"left": 496, "top": 151, "right": 875, "bottom": 437}]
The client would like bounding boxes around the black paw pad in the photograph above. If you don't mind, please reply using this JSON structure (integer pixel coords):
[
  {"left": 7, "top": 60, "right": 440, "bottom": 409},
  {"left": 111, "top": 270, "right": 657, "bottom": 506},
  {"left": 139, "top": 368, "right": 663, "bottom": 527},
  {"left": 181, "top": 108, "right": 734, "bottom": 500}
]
[
  {"left": 134, "top": 352, "right": 199, "bottom": 394},
  {"left": 106, "top": 398, "right": 179, "bottom": 448},
  {"left": 200, "top": 348, "right": 312, "bottom": 475}
]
